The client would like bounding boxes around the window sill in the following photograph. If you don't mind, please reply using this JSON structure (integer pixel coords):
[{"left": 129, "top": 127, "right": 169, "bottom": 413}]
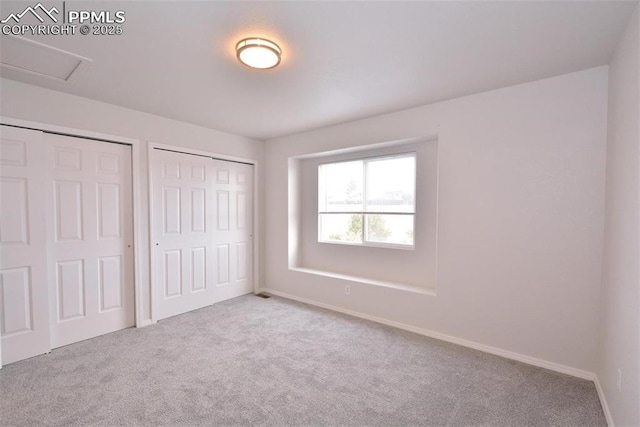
[
  {"left": 289, "top": 267, "right": 436, "bottom": 296},
  {"left": 318, "top": 239, "right": 415, "bottom": 251}
]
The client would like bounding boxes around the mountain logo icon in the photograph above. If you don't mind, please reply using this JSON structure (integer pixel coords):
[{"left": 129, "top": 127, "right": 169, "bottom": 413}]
[{"left": 1, "top": 3, "right": 59, "bottom": 24}]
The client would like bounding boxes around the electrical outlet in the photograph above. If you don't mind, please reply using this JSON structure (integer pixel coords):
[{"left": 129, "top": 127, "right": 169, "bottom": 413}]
[
  {"left": 345, "top": 285, "right": 351, "bottom": 295},
  {"left": 616, "top": 368, "right": 622, "bottom": 392}
]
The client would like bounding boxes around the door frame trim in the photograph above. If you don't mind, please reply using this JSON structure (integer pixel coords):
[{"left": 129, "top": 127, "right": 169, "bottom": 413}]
[
  {"left": 0, "top": 116, "right": 145, "bottom": 328},
  {"left": 148, "top": 141, "right": 260, "bottom": 324}
]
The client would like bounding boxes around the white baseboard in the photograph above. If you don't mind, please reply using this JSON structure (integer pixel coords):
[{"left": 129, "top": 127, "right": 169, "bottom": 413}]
[
  {"left": 259, "top": 287, "right": 596, "bottom": 381},
  {"left": 136, "top": 319, "right": 156, "bottom": 328},
  {"left": 594, "top": 376, "right": 614, "bottom": 426}
]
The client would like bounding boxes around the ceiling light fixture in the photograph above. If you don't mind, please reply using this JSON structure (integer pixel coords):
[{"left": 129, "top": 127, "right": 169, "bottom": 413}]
[{"left": 236, "top": 38, "right": 281, "bottom": 70}]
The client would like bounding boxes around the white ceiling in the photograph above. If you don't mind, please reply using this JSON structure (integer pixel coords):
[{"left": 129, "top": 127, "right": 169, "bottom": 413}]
[{"left": 0, "top": 1, "right": 637, "bottom": 140}]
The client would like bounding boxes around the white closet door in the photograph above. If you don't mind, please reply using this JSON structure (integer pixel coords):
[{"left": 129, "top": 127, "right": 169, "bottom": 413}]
[
  {"left": 0, "top": 126, "right": 50, "bottom": 365},
  {"left": 47, "top": 134, "right": 134, "bottom": 348},
  {"left": 212, "top": 160, "right": 253, "bottom": 303},
  {"left": 153, "top": 149, "right": 215, "bottom": 320}
]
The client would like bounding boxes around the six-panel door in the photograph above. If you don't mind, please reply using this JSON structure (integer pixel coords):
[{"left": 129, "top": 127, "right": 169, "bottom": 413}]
[
  {"left": 211, "top": 159, "right": 254, "bottom": 303},
  {"left": 152, "top": 149, "right": 254, "bottom": 320},
  {"left": 47, "top": 134, "right": 135, "bottom": 349},
  {"left": 153, "top": 150, "right": 216, "bottom": 319},
  {"left": 0, "top": 126, "right": 50, "bottom": 365}
]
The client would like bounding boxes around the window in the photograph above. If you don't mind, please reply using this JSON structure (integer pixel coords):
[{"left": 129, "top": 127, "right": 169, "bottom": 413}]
[{"left": 318, "top": 152, "right": 416, "bottom": 248}]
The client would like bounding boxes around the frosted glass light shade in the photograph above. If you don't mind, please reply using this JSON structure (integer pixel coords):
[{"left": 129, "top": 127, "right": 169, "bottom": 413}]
[{"left": 236, "top": 38, "right": 281, "bottom": 69}]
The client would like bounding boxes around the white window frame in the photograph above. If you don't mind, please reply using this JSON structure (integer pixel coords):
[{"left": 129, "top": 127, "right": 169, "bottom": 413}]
[{"left": 318, "top": 152, "right": 416, "bottom": 250}]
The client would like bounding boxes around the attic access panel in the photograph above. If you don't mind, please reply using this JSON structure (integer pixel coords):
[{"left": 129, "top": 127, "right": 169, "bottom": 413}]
[{"left": 0, "top": 35, "right": 91, "bottom": 81}]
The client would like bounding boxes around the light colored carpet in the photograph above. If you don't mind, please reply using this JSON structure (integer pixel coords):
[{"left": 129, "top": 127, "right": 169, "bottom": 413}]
[{"left": 0, "top": 295, "right": 606, "bottom": 426}]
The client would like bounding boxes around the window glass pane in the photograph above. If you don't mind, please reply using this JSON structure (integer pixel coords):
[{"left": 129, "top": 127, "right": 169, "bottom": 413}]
[
  {"left": 365, "top": 155, "right": 415, "bottom": 213},
  {"left": 319, "top": 160, "right": 363, "bottom": 212},
  {"left": 319, "top": 214, "right": 363, "bottom": 243},
  {"left": 365, "top": 214, "right": 414, "bottom": 246}
]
